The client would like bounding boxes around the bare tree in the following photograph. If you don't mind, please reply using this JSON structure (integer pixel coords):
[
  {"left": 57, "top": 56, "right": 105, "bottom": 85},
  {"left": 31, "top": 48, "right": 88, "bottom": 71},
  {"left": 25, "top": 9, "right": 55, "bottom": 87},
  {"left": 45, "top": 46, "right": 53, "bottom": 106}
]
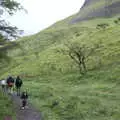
[
  {"left": 66, "top": 43, "right": 86, "bottom": 73},
  {"left": 58, "top": 42, "right": 98, "bottom": 74}
]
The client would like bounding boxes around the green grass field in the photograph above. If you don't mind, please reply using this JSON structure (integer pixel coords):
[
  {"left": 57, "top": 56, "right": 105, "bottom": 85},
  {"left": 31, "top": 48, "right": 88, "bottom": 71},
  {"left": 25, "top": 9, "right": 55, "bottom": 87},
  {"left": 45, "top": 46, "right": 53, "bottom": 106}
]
[
  {"left": 0, "top": 12, "right": 120, "bottom": 120},
  {"left": 0, "top": 92, "right": 16, "bottom": 120},
  {"left": 22, "top": 64, "right": 120, "bottom": 120}
]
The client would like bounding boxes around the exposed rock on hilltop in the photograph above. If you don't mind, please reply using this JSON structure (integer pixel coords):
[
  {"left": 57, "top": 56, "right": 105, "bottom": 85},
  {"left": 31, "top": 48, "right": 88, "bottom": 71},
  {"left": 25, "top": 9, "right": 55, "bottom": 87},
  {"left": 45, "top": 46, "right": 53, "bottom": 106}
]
[{"left": 71, "top": 0, "right": 120, "bottom": 23}]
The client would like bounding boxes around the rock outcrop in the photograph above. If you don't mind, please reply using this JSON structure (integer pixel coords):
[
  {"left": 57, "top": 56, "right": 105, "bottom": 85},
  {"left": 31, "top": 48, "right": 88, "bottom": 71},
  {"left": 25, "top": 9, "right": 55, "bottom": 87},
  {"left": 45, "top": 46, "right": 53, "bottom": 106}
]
[{"left": 71, "top": 0, "right": 120, "bottom": 23}]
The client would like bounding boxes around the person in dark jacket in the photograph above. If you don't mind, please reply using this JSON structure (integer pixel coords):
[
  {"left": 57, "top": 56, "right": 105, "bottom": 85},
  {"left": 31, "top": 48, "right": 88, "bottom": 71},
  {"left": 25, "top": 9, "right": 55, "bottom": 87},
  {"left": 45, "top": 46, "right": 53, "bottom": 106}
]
[
  {"left": 7, "top": 76, "right": 14, "bottom": 94},
  {"left": 15, "top": 76, "right": 23, "bottom": 96},
  {"left": 21, "top": 91, "right": 28, "bottom": 109}
]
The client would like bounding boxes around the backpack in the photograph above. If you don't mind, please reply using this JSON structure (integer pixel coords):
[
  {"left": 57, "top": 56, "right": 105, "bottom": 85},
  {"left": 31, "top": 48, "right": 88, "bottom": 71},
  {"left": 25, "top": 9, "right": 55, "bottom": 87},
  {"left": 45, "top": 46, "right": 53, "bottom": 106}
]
[
  {"left": 16, "top": 78, "right": 22, "bottom": 86},
  {"left": 21, "top": 92, "right": 28, "bottom": 99},
  {"left": 11, "top": 78, "right": 14, "bottom": 83},
  {"left": 7, "top": 77, "right": 14, "bottom": 84}
]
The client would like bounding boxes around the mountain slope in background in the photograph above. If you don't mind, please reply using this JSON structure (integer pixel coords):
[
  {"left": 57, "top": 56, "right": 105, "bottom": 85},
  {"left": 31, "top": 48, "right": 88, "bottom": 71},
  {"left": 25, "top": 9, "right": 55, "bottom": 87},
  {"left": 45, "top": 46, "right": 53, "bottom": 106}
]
[
  {"left": 71, "top": 0, "right": 120, "bottom": 23},
  {"left": 0, "top": 0, "right": 120, "bottom": 120}
]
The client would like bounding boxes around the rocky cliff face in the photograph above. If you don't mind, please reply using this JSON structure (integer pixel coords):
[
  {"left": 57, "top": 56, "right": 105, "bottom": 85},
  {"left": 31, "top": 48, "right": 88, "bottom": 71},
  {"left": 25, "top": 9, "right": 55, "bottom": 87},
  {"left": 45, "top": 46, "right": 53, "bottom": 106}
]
[{"left": 71, "top": 0, "right": 120, "bottom": 23}]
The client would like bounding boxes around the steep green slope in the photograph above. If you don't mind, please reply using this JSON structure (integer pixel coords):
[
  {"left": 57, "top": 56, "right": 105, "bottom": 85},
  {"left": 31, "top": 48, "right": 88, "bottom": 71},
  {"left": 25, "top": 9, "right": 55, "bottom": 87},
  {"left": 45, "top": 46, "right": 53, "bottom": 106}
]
[
  {"left": 0, "top": 1, "right": 120, "bottom": 119},
  {"left": 0, "top": 16, "right": 120, "bottom": 120}
]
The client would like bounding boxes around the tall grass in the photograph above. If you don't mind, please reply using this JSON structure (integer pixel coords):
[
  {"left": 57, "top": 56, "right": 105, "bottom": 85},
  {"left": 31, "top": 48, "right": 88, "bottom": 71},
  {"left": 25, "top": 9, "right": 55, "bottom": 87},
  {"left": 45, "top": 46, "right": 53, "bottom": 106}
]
[{"left": 0, "top": 92, "right": 16, "bottom": 120}]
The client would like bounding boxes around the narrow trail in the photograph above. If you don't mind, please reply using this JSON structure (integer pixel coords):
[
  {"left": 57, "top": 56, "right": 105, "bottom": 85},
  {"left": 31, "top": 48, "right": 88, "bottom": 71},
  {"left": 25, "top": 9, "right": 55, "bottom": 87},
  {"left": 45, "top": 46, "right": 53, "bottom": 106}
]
[{"left": 10, "top": 93, "right": 42, "bottom": 120}]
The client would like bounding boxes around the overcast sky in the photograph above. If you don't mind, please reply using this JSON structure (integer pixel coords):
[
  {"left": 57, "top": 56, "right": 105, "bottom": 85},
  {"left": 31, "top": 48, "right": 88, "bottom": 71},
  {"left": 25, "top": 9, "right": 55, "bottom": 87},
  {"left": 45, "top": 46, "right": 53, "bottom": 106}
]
[{"left": 7, "top": 0, "right": 85, "bottom": 35}]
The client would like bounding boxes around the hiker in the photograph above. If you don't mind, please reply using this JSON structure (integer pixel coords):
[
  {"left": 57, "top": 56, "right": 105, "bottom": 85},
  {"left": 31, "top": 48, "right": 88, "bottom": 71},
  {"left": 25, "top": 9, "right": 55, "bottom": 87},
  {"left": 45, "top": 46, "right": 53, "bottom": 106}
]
[
  {"left": 6, "top": 76, "right": 14, "bottom": 94},
  {"left": 0, "top": 79, "right": 7, "bottom": 93},
  {"left": 15, "top": 76, "right": 23, "bottom": 96},
  {"left": 21, "top": 91, "right": 28, "bottom": 109}
]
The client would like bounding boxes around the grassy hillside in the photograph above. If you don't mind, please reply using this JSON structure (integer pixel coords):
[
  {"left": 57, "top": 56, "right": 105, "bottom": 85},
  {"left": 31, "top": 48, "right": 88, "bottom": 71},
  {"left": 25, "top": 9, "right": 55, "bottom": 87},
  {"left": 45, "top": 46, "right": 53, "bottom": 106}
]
[
  {"left": 0, "top": 0, "right": 120, "bottom": 117},
  {"left": 0, "top": 15, "right": 120, "bottom": 120}
]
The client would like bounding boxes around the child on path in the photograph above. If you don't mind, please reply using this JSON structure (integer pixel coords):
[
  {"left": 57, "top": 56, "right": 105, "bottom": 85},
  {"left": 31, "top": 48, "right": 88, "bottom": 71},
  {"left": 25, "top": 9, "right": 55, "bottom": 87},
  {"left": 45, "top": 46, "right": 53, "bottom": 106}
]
[{"left": 20, "top": 91, "right": 28, "bottom": 109}]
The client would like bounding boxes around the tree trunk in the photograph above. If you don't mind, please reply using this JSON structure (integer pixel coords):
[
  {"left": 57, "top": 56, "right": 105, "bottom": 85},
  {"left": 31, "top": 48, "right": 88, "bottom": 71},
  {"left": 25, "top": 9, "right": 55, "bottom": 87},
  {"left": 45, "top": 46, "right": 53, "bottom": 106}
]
[
  {"left": 78, "top": 63, "right": 82, "bottom": 74},
  {"left": 82, "top": 61, "right": 87, "bottom": 73}
]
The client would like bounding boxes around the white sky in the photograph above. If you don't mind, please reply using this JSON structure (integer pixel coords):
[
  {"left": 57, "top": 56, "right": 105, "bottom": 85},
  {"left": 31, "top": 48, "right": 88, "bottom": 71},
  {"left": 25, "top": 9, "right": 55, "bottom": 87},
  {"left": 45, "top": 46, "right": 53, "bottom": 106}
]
[{"left": 7, "top": 0, "right": 85, "bottom": 35}]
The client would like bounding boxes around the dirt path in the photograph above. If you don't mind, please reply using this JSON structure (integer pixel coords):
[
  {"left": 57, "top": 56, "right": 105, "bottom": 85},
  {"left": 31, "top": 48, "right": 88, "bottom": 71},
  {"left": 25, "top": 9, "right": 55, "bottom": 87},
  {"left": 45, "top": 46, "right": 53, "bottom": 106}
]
[{"left": 10, "top": 93, "right": 42, "bottom": 120}]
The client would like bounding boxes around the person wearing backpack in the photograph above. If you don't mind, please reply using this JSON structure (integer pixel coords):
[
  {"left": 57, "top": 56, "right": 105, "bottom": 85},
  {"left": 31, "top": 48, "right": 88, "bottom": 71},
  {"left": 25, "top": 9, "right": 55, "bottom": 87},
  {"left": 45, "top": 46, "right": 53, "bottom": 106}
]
[
  {"left": 15, "top": 76, "right": 23, "bottom": 96},
  {"left": 7, "top": 76, "right": 14, "bottom": 94}
]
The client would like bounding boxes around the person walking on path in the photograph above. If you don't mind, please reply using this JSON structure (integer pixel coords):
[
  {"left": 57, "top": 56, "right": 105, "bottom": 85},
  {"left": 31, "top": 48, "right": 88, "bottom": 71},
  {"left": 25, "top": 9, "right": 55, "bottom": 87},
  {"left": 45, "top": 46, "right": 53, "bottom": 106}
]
[
  {"left": 15, "top": 76, "right": 23, "bottom": 96},
  {"left": 7, "top": 76, "right": 14, "bottom": 94},
  {"left": 21, "top": 91, "right": 28, "bottom": 109},
  {"left": 0, "top": 79, "right": 7, "bottom": 93}
]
